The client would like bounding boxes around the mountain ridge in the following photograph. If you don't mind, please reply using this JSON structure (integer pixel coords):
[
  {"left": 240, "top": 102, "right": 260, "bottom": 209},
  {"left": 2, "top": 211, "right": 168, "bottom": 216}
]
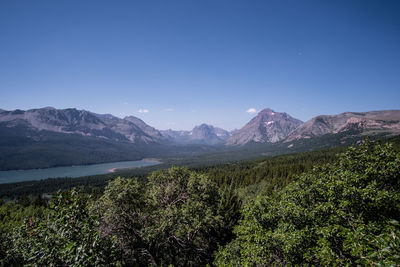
[
  {"left": 285, "top": 110, "right": 400, "bottom": 142},
  {"left": 1, "top": 107, "right": 400, "bottom": 147},
  {"left": 0, "top": 108, "right": 164, "bottom": 144}
]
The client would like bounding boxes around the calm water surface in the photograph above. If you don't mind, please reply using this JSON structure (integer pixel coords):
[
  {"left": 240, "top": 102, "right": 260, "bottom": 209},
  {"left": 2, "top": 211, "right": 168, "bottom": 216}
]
[{"left": 0, "top": 159, "right": 160, "bottom": 184}]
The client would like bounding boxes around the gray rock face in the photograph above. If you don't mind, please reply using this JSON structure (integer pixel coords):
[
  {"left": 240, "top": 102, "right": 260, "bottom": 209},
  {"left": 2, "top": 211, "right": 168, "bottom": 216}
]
[
  {"left": 285, "top": 110, "right": 400, "bottom": 142},
  {"left": 226, "top": 108, "right": 303, "bottom": 145},
  {"left": 161, "top": 124, "right": 231, "bottom": 145},
  {"left": 0, "top": 108, "right": 165, "bottom": 144},
  {"left": 124, "top": 116, "right": 165, "bottom": 141},
  {"left": 190, "top": 124, "right": 230, "bottom": 145}
]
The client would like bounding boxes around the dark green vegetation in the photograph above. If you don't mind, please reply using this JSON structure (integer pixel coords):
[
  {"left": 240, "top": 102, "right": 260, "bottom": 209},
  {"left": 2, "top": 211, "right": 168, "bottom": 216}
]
[
  {"left": 3, "top": 133, "right": 398, "bottom": 199},
  {"left": 1, "top": 139, "right": 400, "bottom": 265},
  {"left": 0, "top": 124, "right": 145, "bottom": 170},
  {"left": 215, "top": 141, "right": 400, "bottom": 266},
  {"left": 0, "top": 144, "right": 344, "bottom": 199},
  {"left": 1, "top": 168, "right": 239, "bottom": 266}
]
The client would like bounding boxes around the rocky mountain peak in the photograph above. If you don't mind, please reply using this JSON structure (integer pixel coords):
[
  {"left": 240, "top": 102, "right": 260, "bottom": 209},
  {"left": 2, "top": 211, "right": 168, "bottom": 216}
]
[
  {"left": 258, "top": 108, "right": 275, "bottom": 115},
  {"left": 192, "top": 123, "right": 213, "bottom": 132},
  {"left": 191, "top": 124, "right": 215, "bottom": 138},
  {"left": 226, "top": 108, "right": 303, "bottom": 145},
  {"left": 188, "top": 123, "right": 230, "bottom": 144}
]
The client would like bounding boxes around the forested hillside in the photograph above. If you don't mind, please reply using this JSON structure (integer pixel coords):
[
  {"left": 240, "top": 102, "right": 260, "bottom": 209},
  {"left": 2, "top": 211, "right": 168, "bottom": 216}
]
[
  {"left": 1, "top": 139, "right": 399, "bottom": 265},
  {"left": 0, "top": 144, "right": 345, "bottom": 198},
  {"left": 2, "top": 135, "right": 398, "bottom": 199}
]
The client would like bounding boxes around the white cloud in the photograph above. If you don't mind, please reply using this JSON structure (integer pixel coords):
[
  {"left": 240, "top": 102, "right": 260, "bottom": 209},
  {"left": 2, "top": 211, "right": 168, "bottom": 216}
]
[
  {"left": 246, "top": 108, "right": 257, "bottom": 114},
  {"left": 138, "top": 108, "right": 149, "bottom": 113},
  {"left": 122, "top": 102, "right": 128, "bottom": 105},
  {"left": 164, "top": 108, "right": 174, "bottom": 112}
]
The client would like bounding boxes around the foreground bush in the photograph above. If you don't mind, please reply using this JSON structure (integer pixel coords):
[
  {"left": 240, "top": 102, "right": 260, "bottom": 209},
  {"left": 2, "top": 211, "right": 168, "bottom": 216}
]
[
  {"left": 215, "top": 140, "right": 400, "bottom": 266},
  {"left": 3, "top": 189, "right": 119, "bottom": 266},
  {"left": 3, "top": 167, "right": 239, "bottom": 266},
  {"left": 97, "top": 167, "right": 235, "bottom": 266}
]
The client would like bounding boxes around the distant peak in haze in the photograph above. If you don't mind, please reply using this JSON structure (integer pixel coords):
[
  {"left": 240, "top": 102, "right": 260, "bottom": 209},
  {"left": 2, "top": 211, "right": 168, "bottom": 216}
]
[
  {"left": 195, "top": 123, "right": 213, "bottom": 129},
  {"left": 160, "top": 123, "right": 231, "bottom": 145},
  {"left": 42, "top": 106, "right": 56, "bottom": 110}
]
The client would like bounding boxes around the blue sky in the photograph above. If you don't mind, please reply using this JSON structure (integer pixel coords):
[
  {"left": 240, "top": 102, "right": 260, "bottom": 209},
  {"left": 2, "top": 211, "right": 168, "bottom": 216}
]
[{"left": 0, "top": 0, "right": 399, "bottom": 130}]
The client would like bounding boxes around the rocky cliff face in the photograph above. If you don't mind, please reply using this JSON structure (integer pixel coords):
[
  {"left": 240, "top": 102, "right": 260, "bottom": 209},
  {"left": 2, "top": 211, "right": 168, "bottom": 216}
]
[
  {"left": 285, "top": 110, "right": 400, "bottom": 142},
  {"left": 124, "top": 116, "right": 165, "bottom": 140},
  {"left": 0, "top": 107, "right": 165, "bottom": 143},
  {"left": 226, "top": 108, "right": 303, "bottom": 145}
]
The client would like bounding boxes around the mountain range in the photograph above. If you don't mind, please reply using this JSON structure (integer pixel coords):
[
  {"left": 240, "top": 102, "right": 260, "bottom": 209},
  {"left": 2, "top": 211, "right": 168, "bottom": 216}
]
[
  {"left": 1, "top": 106, "right": 399, "bottom": 170},
  {"left": 1, "top": 107, "right": 400, "bottom": 146},
  {"left": 0, "top": 107, "right": 234, "bottom": 146},
  {"left": 0, "top": 107, "right": 166, "bottom": 144}
]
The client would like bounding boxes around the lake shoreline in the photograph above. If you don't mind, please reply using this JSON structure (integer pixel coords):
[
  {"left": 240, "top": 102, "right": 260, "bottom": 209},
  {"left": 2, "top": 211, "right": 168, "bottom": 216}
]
[
  {"left": 108, "top": 158, "right": 162, "bottom": 173},
  {"left": 0, "top": 158, "right": 162, "bottom": 172},
  {"left": 0, "top": 159, "right": 162, "bottom": 184}
]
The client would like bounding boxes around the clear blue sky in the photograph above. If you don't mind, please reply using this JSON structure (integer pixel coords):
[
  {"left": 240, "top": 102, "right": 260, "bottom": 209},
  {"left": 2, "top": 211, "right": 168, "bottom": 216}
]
[{"left": 0, "top": 0, "right": 399, "bottom": 130}]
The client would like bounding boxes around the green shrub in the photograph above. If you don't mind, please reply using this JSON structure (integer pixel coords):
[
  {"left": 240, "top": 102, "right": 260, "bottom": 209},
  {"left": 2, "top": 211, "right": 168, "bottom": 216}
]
[
  {"left": 4, "top": 189, "right": 119, "bottom": 266},
  {"left": 215, "top": 140, "right": 400, "bottom": 266},
  {"left": 97, "top": 167, "right": 239, "bottom": 266}
]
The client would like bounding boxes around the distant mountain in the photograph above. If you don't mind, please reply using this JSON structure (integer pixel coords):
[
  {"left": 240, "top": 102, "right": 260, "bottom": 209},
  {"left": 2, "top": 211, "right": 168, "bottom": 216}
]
[
  {"left": 190, "top": 124, "right": 231, "bottom": 145},
  {"left": 0, "top": 107, "right": 164, "bottom": 144},
  {"left": 285, "top": 110, "right": 400, "bottom": 142},
  {"left": 160, "top": 129, "right": 190, "bottom": 143},
  {"left": 2, "top": 108, "right": 399, "bottom": 147},
  {"left": 161, "top": 124, "right": 231, "bottom": 145},
  {"left": 226, "top": 108, "right": 303, "bottom": 145},
  {"left": 1, "top": 106, "right": 400, "bottom": 171}
]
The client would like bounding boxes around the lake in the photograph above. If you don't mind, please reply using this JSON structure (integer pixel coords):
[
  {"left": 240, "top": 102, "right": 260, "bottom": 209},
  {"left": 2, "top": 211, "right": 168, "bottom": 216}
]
[{"left": 0, "top": 159, "right": 160, "bottom": 184}]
